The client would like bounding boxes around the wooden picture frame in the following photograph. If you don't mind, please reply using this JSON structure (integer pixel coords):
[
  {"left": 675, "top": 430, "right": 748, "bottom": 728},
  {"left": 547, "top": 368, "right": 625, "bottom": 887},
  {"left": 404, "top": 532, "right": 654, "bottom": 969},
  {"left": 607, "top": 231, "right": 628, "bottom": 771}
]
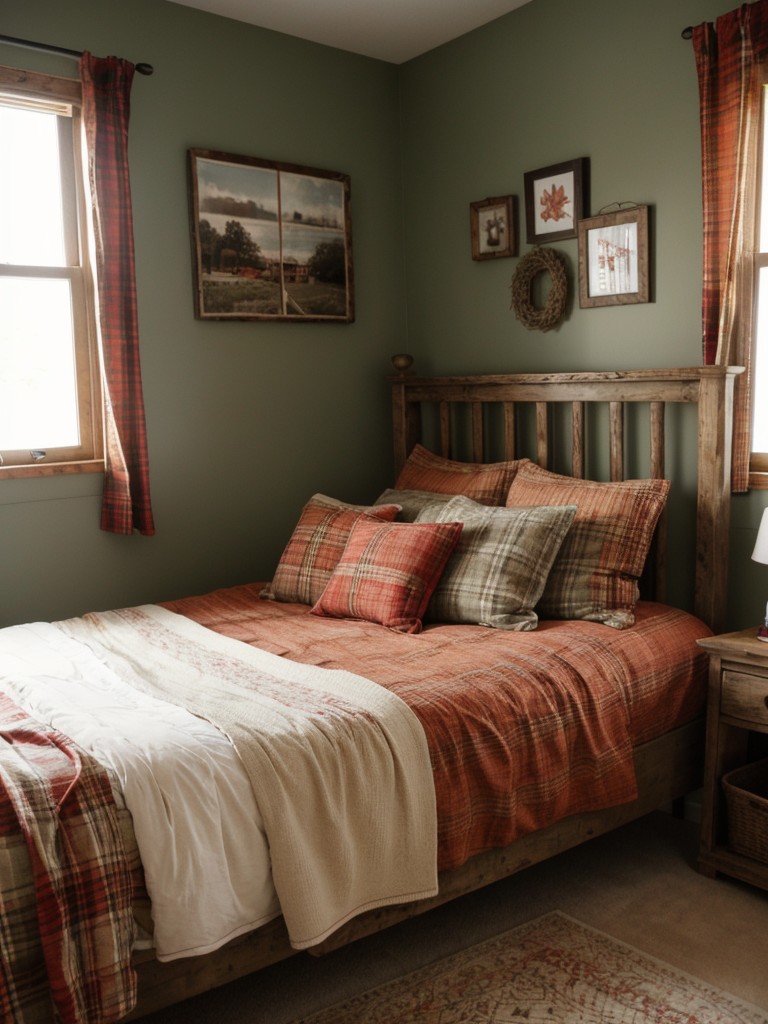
[
  {"left": 577, "top": 205, "right": 650, "bottom": 308},
  {"left": 524, "top": 158, "right": 588, "bottom": 244},
  {"left": 470, "top": 195, "right": 518, "bottom": 260},
  {"left": 188, "top": 149, "right": 354, "bottom": 322}
]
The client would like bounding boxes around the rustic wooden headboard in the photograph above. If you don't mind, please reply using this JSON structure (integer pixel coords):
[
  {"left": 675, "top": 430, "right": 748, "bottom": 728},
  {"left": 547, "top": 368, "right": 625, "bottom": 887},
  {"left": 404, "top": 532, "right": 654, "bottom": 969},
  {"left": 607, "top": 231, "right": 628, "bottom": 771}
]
[{"left": 390, "top": 362, "right": 742, "bottom": 633}]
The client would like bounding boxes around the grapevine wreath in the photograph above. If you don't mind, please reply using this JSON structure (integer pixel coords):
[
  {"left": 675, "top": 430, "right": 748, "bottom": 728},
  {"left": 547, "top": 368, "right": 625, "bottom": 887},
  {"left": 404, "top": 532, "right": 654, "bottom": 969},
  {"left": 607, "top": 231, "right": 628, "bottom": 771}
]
[{"left": 509, "top": 246, "right": 567, "bottom": 332}]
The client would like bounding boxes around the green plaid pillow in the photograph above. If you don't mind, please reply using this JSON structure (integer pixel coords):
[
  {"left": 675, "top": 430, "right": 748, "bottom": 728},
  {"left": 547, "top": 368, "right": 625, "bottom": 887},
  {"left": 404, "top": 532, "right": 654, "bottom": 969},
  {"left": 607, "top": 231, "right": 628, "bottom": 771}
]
[
  {"left": 395, "top": 444, "right": 520, "bottom": 505},
  {"left": 375, "top": 488, "right": 457, "bottom": 521},
  {"left": 415, "top": 496, "right": 576, "bottom": 630},
  {"left": 311, "top": 519, "right": 463, "bottom": 633},
  {"left": 261, "top": 494, "right": 401, "bottom": 606},
  {"left": 505, "top": 461, "right": 670, "bottom": 628}
]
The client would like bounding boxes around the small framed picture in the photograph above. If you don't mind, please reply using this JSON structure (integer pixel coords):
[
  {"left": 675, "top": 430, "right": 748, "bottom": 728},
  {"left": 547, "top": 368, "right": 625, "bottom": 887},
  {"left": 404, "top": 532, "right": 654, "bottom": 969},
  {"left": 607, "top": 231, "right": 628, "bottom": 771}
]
[
  {"left": 524, "top": 158, "right": 588, "bottom": 244},
  {"left": 470, "top": 195, "right": 518, "bottom": 260},
  {"left": 577, "top": 205, "right": 650, "bottom": 308}
]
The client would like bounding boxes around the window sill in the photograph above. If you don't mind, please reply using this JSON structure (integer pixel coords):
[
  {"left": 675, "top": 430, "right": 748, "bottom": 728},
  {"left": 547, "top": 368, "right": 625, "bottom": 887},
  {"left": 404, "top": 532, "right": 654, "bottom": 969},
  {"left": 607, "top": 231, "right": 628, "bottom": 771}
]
[
  {"left": 748, "top": 471, "right": 768, "bottom": 490},
  {"left": 0, "top": 459, "right": 104, "bottom": 481}
]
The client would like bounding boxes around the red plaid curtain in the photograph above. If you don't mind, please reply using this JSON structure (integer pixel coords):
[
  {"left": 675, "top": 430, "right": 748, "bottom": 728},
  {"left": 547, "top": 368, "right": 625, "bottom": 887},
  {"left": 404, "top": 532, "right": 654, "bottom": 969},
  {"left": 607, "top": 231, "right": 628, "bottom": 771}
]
[
  {"left": 80, "top": 53, "right": 155, "bottom": 535},
  {"left": 693, "top": 1, "right": 768, "bottom": 492}
]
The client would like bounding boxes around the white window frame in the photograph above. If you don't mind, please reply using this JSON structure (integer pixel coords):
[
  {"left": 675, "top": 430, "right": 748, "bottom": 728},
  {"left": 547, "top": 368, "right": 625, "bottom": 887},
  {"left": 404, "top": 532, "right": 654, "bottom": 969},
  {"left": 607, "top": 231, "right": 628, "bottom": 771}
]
[{"left": 0, "top": 65, "right": 103, "bottom": 479}]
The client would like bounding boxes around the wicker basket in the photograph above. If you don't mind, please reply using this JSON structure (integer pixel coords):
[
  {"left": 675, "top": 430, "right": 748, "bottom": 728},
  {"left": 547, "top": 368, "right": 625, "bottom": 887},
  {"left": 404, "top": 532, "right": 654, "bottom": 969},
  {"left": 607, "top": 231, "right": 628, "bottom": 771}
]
[{"left": 722, "top": 757, "right": 768, "bottom": 864}]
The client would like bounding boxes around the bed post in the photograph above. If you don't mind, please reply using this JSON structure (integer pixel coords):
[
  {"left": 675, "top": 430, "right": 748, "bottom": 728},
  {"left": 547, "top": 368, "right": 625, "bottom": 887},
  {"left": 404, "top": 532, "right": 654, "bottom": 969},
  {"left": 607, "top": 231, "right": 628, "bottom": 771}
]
[
  {"left": 391, "top": 361, "right": 420, "bottom": 479},
  {"left": 695, "top": 366, "right": 741, "bottom": 633}
]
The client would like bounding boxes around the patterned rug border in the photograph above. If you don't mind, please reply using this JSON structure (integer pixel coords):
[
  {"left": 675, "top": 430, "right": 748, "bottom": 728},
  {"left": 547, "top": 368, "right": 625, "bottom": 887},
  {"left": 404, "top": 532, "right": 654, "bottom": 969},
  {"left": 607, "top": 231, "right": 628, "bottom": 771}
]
[{"left": 293, "top": 910, "right": 768, "bottom": 1023}]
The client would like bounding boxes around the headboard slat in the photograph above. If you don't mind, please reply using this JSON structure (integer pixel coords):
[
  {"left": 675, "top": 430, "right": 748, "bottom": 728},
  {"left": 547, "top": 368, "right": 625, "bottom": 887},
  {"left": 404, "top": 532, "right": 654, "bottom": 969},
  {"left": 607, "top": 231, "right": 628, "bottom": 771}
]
[
  {"left": 536, "top": 403, "right": 549, "bottom": 468},
  {"left": 609, "top": 401, "right": 624, "bottom": 481},
  {"left": 650, "top": 402, "right": 665, "bottom": 479},
  {"left": 571, "top": 401, "right": 585, "bottom": 478},
  {"left": 503, "top": 402, "right": 516, "bottom": 460},
  {"left": 439, "top": 401, "right": 450, "bottom": 457},
  {"left": 471, "top": 404, "right": 484, "bottom": 461}
]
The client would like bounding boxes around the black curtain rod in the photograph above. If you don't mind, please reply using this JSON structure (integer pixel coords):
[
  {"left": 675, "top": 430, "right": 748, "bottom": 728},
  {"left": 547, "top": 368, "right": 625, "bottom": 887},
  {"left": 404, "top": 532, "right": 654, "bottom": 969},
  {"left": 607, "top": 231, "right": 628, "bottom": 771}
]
[
  {"left": 0, "top": 33, "right": 153, "bottom": 75},
  {"left": 682, "top": 26, "right": 694, "bottom": 39}
]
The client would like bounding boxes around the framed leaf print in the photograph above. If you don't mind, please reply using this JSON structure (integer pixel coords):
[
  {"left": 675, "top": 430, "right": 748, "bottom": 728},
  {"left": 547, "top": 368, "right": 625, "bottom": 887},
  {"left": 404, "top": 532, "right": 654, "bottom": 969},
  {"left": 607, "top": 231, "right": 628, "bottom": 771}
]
[{"left": 524, "top": 158, "right": 588, "bottom": 244}]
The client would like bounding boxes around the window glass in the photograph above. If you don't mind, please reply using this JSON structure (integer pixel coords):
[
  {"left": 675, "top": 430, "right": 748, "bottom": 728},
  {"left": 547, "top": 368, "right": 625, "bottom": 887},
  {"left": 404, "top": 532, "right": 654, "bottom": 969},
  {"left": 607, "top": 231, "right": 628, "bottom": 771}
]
[
  {"left": 0, "top": 102, "right": 67, "bottom": 266},
  {"left": 0, "top": 278, "right": 79, "bottom": 449},
  {"left": 754, "top": 269, "right": 768, "bottom": 454},
  {"left": 0, "top": 72, "right": 102, "bottom": 476}
]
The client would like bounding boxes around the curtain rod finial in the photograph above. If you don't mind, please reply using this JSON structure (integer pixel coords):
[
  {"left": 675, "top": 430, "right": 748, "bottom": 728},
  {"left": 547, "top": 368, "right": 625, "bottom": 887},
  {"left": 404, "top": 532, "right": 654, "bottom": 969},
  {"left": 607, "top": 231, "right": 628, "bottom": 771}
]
[
  {"left": 135, "top": 62, "right": 154, "bottom": 75},
  {"left": 682, "top": 25, "right": 693, "bottom": 40}
]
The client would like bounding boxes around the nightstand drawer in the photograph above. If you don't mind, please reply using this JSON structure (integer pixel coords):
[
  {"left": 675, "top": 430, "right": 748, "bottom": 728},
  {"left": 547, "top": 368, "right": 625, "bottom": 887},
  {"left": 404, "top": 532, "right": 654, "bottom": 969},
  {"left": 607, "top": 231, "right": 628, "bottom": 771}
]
[{"left": 722, "top": 669, "right": 768, "bottom": 728}]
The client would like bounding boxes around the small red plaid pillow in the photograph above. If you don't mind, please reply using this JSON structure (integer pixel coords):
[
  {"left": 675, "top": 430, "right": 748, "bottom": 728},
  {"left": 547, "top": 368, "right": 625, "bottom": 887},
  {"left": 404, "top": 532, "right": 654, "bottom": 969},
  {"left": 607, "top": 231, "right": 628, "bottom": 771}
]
[
  {"left": 261, "top": 494, "right": 401, "bottom": 606},
  {"left": 311, "top": 519, "right": 463, "bottom": 633},
  {"left": 395, "top": 444, "right": 520, "bottom": 505}
]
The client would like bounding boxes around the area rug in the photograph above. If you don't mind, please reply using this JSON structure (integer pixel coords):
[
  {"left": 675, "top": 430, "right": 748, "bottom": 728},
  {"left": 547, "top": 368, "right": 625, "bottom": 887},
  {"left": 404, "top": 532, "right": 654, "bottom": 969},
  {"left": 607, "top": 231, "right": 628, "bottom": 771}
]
[{"left": 294, "top": 911, "right": 767, "bottom": 1023}]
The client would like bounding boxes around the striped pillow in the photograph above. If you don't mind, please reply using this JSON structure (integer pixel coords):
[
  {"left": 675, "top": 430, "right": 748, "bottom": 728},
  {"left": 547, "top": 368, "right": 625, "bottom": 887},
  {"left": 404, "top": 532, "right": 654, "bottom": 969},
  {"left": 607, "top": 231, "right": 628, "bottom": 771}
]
[
  {"left": 311, "top": 519, "right": 463, "bottom": 633},
  {"left": 261, "top": 494, "right": 401, "bottom": 606},
  {"left": 415, "top": 496, "right": 577, "bottom": 630},
  {"left": 395, "top": 444, "right": 520, "bottom": 505},
  {"left": 505, "top": 461, "right": 670, "bottom": 628}
]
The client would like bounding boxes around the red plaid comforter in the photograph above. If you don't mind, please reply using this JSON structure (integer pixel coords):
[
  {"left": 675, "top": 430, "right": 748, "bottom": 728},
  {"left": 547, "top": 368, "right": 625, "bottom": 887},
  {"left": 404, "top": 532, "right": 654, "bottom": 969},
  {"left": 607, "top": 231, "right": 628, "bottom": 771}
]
[
  {"left": 0, "top": 693, "right": 136, "bottom": 1024},
  {"left": 165, "top": 585, "right": 711, "bottom": 871}
]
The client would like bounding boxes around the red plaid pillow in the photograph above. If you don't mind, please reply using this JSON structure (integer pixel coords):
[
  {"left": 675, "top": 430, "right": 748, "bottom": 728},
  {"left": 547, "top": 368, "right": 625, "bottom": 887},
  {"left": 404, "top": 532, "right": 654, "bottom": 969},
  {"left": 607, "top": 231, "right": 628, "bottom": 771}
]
[
  {"left": 261, "top": 494, "right": 401, "bottom": 605},
  {"left": 395, "top": 444, "right": 520, "bottom": 505},
  {"left": 311, "top": 519, "right": 463, "bottom": 633},
  {"left": 505, "top": 461, "right": 670, "bottom": 628}
]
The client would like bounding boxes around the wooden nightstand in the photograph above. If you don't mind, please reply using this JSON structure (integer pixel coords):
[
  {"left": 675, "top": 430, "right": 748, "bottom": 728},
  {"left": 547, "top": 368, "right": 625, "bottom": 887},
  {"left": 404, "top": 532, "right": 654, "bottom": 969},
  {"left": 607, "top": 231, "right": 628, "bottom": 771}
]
[{"left": 697, "top": 628, "right": 768, "bottom": 891}]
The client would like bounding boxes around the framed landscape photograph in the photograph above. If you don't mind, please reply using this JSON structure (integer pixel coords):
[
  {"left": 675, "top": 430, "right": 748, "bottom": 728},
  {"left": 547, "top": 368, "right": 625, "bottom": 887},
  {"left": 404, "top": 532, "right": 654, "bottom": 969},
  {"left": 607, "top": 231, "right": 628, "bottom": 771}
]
[
  {"left": 524, "top": 158, "right": 588, "bottom": 244},
  {"left": 188, "top": 149, "right": 354, "bottom": 322},
  {"left": 470, "top": 195, "right": 518, "bottom": 260},
  {"left": 577, "top": 205, "right": 649, "bottom": 308}
]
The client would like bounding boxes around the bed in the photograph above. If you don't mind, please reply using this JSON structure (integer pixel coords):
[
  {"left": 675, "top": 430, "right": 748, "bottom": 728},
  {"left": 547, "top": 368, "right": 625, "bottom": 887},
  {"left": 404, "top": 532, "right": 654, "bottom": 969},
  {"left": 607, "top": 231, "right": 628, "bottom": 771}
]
[{"left": 0, "top": 361, "right": 741, "bottom": 1023}]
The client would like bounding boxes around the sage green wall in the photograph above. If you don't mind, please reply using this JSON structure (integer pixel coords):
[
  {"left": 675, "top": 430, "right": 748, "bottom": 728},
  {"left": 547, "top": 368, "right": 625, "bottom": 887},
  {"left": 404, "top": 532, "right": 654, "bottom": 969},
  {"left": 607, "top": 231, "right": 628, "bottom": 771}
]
[
  {"left": 1, "top": 0, "right": 766, "bottom": 630},
  {"left": 399, "top": 0, "right": 767, "bottom": 630},
  {"left": 0, "top": 0, "right": 405, "bottom": 626}
]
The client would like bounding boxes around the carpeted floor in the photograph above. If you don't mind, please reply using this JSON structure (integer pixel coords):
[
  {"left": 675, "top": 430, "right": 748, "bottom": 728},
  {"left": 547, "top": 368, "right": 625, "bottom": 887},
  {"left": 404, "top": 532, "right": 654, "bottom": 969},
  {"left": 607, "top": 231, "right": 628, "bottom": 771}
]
[
  {"left": 294, "top": 911, "right": 767, "bottom": 1023},
  {"left": 135, "top": 811, "right": 768, "bottom": 1022}
]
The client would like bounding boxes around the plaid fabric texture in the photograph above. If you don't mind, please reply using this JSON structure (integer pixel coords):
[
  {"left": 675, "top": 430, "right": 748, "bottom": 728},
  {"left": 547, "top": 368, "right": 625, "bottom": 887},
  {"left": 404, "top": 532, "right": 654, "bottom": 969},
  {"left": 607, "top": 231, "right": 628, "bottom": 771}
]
[
  {"left": 81, "top": 54, "right": 155, "bottom": 536},
  {"left": 261, "top": 495, "right": 401, "bottom": 606},
  {"left": 167, "top": 585, "right": 710, "bottom": 872},
  {"left": 0, "top": 693, "right": 136, "bottom": 1024},
  {"left": 415, "top": 496, "right": 576, "bottom": 630},
  {"left": 395, "top": 444, "right": 520, "bottom": 505},
  {"left": 506, "top": 461, "right": 669, "bottom": 629},
  {"left": 375, "top": 488, "right": 457, "bottom": 521},
  {"left": 311, "top": 519, "right": 463, "bottom": 633},
  {"left": 692, "top": 6, "right": 768, "bottom": 492}
]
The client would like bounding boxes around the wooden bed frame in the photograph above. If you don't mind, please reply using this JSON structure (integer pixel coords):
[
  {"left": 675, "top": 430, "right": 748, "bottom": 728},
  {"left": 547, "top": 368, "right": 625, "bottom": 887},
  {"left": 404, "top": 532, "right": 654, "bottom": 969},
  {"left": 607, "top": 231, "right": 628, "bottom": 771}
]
[{"left": 126, "top": 362, "right": 741, "bottom": 1019}]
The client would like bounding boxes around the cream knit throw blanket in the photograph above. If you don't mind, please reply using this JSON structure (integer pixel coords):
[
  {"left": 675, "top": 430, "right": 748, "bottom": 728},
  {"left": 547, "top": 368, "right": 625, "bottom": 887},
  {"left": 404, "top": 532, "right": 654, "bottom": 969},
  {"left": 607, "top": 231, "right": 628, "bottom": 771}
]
[{"left": 60, "top": 605, "right": 438, "bottom": 949}]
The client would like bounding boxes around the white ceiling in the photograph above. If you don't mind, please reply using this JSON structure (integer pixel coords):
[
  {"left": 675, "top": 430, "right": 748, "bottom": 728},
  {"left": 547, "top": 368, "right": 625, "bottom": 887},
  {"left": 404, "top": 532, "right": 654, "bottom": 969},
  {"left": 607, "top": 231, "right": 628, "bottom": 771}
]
[{"left": 166, "top": 0, "right": 535, "bottom": 64}]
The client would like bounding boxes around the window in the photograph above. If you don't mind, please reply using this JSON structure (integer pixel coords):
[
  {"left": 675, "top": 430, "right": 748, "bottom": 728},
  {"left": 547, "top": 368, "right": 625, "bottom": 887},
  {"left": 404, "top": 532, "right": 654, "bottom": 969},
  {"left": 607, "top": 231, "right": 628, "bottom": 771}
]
[
  {"left": 751, "top": 84, "right": 768, "bottom": 486},
  {"left": 0, "top": 67, "right": 103, "bottom": 478}
]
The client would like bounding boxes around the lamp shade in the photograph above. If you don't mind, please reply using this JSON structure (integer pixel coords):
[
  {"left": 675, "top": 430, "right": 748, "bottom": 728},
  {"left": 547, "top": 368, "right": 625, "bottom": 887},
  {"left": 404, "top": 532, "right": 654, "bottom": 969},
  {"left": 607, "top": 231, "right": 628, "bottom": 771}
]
[{"left": 753, "top": 508, "right": 768, "bottom": 566}]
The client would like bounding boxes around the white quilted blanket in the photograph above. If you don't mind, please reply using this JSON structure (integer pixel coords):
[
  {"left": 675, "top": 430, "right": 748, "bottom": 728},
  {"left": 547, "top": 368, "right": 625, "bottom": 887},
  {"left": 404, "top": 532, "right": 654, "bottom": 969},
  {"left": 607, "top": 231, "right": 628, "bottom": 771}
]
[{"left": 58, "top": 605, "right": 438, "bottom": 950}]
